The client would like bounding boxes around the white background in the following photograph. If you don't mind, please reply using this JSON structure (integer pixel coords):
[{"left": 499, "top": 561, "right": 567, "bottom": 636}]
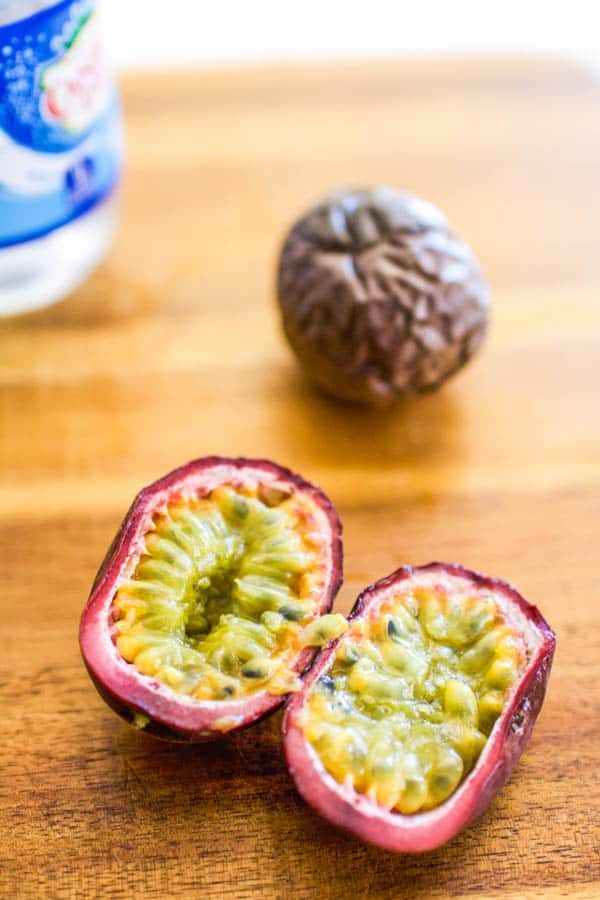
[{"left": 101, "top": 0, "right": 599, "bottom": 71}]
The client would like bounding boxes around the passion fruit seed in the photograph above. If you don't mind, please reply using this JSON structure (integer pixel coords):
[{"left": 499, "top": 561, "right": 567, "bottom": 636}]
[
  {"left": 114, "top": 484, "right": 337, "bottom": 701},
  {"left": 301, "top": 614, "right": 348, "bottom": 647},
  {"left": 301, "top": 584, "right": 526, "bottom": 814}
]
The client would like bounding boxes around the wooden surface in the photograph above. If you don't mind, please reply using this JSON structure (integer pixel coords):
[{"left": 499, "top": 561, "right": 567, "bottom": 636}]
[{"left": 1, "top": 58, "right": 600, "bottom": 899}]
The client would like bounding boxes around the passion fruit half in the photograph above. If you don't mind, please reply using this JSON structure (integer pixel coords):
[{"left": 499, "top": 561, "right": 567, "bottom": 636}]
[
  {"left": 284, "top": 563, "right": 555, "bottom": 852},
  {"left": 80, "top": 457, "right": 344, "bottom": 741}
]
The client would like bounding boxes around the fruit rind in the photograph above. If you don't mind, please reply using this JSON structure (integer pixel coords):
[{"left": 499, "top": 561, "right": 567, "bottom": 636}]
[
  {"left": 283, "top": 562, "right": 555, "bottom": 852},
  {"left": 80, "top": 457, "right": 343, "bottom": 741},
  {"left": 277, "top": 187, "right": 490, "bottom": 407}
]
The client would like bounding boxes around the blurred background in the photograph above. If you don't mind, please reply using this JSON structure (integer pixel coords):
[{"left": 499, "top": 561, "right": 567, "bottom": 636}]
[{"left": 102, "top": 0, "right": 599, "bottom": 71}]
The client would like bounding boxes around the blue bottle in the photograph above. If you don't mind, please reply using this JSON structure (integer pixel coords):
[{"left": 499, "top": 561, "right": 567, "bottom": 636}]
[{"left": 0, "top": 0, "right": 122, "bottom": 314}]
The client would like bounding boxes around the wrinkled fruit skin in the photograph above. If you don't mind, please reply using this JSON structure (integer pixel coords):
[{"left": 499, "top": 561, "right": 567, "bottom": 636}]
[
  {"left": 283, "top": 562, "right": 555, "bottom": 852},
  {"left": 277, "top": 187, "right": 490, "bottom": 407},
  {"left": 80, "top": 457, "right": 343, "bottom": 742}
]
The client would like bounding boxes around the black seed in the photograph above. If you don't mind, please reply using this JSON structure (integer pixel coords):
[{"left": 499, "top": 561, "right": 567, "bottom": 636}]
[
  {"left": 318, "top": 675, "right": 335, "bottom": 693},
  {"left": 279, "top": 604, "right": 303, "bottom": 621},
  {"left": 223, "top": 686, "right": 234, "bottom": 696},
  {"left": 387, "top": 618, "right": 400, "bottom": 639},
  {"left": 241, "top": 663, "right": 268, "bottom": 679}
]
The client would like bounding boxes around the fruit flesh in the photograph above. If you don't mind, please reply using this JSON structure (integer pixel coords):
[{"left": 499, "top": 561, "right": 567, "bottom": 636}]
[
  {"left": 300, "top": 579, "right": 527, "bottom": 814},
  {"left": 113, "top": 484, "right": 346, "bottom": 701}
]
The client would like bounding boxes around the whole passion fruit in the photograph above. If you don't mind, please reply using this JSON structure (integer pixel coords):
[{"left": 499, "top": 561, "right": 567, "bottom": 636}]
[
  {"left": 284, "top": 563, "right": 555, "bottom": 852},
  {"left": 80, "top": 457, "right": 344, "bottom": 741},
  {"left": 277, "top": 187, "right": 490, "bottom": 407}
]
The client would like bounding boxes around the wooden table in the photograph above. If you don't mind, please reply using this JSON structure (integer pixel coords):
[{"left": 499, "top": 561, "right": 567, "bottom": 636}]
[{"left": 1, "top": 58, "right": 599, "bottom": 899}]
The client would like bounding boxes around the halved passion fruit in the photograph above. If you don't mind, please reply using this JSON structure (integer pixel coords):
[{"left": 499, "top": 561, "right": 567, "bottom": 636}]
[
  {"left": 284, "top": 563, "right": 555, "bottom": 852},
  {"left": 80, "top": 457, "right": 344, "bottom": 741}
]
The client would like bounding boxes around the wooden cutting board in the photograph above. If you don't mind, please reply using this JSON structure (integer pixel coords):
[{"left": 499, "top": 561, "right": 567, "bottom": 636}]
[{"left": 1, "top": 58, "right": 599, "bottom": 899}]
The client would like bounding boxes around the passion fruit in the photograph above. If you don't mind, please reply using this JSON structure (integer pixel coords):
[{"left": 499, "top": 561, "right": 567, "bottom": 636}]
[
  {"left": 80, "top": 457, "right": 344, "bottom": 741},
  {"left": 283, "top": 563, "right": 555, "bottom": 852},
  {"left": 277, "top": 187, "right": 490, "bottom": 407}
]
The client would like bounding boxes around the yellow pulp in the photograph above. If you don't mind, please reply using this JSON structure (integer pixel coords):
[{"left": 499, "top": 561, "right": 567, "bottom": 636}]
[
  {"left": 301, "top": 582, "right": 526, "bottom": 814},
  {"left": 113, "top": 484, "right": 345, "bottom": 700}
]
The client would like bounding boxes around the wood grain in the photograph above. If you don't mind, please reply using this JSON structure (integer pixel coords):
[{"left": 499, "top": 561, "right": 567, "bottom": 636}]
[{"left": 1, "top": 57, "right": 600, "bottom": 899}]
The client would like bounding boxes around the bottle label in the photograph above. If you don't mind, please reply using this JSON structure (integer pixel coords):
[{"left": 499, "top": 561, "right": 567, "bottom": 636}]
[{"left": 0, "top": 0, "right": 122, "bottom": 247}]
